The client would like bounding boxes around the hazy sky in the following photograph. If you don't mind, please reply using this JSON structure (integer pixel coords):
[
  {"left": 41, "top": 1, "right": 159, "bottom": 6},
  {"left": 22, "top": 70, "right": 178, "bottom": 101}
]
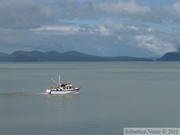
[{"left": 0, "top": 0, "right": 180, "bottom": 57}]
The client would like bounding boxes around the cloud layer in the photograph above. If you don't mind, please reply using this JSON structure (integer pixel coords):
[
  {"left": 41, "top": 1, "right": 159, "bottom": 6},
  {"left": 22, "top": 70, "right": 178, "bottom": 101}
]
[{"left": 0, "top": 0, "right": 180, "bottom": 57}]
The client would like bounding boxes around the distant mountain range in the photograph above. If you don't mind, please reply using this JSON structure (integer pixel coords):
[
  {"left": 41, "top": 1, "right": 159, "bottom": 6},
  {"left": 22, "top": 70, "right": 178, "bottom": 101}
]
[
  {"left": 1, "top": 50, "right": 180, "bottom": 62},
  {"left": 0, "top": 50, "right": 153, "bottom": 62}
]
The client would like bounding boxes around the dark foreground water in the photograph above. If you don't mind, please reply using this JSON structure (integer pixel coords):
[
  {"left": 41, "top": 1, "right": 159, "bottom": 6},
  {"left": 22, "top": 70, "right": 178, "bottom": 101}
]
[{"left": 0, "top": 62, "right": 180, "bottom": 135}]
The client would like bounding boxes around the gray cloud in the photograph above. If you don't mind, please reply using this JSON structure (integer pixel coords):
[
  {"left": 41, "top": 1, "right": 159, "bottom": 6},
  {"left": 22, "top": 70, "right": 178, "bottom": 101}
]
[
  {"left": 0, "top": 0, "right": 179, "bottom": 29},
  {"left": 0, "top": 0, "right": 180, "bottom": 29},
  {"left": 0, "top": 0, "right": 57, "bottom": 29},
  {"left": 53, "top": 0, "right": 180, "bottom": 24},
  {"left": 93, "top": 0, "right": 150, "bottom": 18}
]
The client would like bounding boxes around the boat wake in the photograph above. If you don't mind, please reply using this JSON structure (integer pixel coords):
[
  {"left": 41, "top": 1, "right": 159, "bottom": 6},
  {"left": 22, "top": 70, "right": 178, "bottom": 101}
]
[{"left": 0, "top": 92, "right": 47, "bottom": 97}]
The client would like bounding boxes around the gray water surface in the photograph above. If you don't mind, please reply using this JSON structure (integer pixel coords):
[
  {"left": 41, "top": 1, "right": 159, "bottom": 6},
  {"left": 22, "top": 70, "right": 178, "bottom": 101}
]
[{"left": 0, "top": 62, "right": 180, "bottom": 135}]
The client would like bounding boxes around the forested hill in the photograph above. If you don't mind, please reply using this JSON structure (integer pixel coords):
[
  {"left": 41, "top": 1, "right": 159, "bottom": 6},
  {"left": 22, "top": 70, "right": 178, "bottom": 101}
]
[{"left": 157, "top": 52, "right": 180, "bottom": 61}]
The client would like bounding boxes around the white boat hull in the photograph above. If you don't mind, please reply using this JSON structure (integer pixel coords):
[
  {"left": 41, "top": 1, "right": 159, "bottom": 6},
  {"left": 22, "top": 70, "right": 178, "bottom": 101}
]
[{"left": 46, "top": 88, "right": 79, "bottom": 95}]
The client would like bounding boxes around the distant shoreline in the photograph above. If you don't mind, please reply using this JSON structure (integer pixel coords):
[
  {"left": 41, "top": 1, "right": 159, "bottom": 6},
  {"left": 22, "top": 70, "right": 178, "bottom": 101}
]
[
  {"left": 1, "top": 50, "right": 180, "bottom": 62},
  {"left": 0, "top": 50, "right": 153, "bottom": 62}
]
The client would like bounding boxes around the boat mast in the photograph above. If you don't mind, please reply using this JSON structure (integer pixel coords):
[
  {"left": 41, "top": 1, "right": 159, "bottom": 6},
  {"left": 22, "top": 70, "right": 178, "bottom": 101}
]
[{"left": 59, "top": 75, "right": 61, "bottom": 85}]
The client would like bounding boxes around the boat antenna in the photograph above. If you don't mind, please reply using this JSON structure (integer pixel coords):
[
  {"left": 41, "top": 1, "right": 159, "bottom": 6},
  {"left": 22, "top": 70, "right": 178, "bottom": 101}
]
[{"left": 51, "top": 78, "right": 58, "bottom": 85}]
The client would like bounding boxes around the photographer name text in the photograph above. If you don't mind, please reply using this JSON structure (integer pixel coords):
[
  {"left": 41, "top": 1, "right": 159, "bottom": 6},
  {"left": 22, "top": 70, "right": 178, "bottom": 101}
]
[{"left": 124, "top": 128, "right": 180, "bottom": 135}]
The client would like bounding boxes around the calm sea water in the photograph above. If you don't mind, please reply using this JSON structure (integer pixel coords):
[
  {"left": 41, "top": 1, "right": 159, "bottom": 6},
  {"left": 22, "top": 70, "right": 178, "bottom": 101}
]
[{"left": 1, "top": 62, "right": 180, "bottom": 135}]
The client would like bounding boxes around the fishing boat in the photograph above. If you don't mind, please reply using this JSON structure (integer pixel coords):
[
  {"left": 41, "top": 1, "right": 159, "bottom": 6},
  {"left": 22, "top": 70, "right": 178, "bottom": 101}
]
[{"left": 46, "top": 76, "right": 80, "bottom": 94}]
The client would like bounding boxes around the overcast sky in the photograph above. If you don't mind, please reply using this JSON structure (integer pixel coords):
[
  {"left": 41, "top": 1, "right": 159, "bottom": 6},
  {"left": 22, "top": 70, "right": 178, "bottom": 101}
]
[{"left": 0, "top": 0, "right": 180, "bottom": 57}]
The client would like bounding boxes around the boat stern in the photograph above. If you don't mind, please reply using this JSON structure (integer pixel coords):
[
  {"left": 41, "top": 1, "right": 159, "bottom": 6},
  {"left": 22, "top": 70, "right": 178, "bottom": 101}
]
[{"left": 46, "top": 89, "right": 51, "bottom": 94}]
